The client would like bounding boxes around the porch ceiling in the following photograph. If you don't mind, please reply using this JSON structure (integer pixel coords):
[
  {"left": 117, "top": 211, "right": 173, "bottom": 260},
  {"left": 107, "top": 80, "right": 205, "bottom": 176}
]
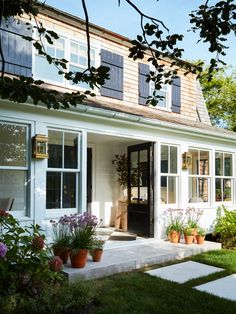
[{"left": 87, "top": 133, "right": 146, "bottom": 145}]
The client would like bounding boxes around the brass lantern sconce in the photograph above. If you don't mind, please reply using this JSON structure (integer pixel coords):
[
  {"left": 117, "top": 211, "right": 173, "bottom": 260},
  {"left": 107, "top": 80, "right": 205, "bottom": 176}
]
[
  {"left": 182, "top": 152, "right": 192, "bottom": 170},
  {"left": 32, "top": 134, "right": 48, "bottom": 159}
]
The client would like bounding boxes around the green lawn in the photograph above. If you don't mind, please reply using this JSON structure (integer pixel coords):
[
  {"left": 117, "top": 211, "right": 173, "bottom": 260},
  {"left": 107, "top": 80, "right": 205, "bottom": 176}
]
[{"left": 91, "top": 250, "right": 236, "bottom": 314}]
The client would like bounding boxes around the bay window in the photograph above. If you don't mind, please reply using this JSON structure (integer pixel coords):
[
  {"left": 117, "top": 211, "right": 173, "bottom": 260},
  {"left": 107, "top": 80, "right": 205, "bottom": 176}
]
[
  {"left": 0, "top": 122, "right": 29, "bottom": 213},
  {"left": 160, "top": 145, "right": 178, "bottom": 204},
  {"left": 215, "top": 152, "right": 233, "bottom": 202},
  {"left": 46, "top": 130, "right": 80, "bottom": 210},
  {"left": 188, "top": 149, "right": 210, "bottom": 203}
]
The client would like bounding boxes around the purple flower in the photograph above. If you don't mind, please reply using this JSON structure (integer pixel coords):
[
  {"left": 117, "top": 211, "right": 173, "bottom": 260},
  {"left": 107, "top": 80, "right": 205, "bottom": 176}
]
[{"left": 0, "top": 242, "right": 7, "bottom": 258}]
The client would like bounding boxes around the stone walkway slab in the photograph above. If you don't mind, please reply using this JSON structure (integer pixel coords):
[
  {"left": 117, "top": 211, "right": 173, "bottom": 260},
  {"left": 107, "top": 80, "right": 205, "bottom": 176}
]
[
  {"left": 195, "top": 274, "right": 236, "bottom": 301},
  {"left": 145, "top": 261, "right": 223, "bottom": 283}
]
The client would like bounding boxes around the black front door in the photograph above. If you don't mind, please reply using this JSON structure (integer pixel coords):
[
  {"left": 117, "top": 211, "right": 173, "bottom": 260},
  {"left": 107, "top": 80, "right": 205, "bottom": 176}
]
[
  {"left": 87, "top": 148, "right": 92, "bottom": 213},
  {"left": 127, "top": 142, "right": 154, "bottom": 237}
]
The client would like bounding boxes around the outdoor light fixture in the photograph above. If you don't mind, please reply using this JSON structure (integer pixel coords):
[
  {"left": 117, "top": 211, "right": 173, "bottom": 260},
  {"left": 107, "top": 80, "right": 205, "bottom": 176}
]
[
  {"left": 32, "top": 134, "right": 48, "bottom": 159},
  {"left": 182, "top": 152, "right": 192, "bottom": 170}
]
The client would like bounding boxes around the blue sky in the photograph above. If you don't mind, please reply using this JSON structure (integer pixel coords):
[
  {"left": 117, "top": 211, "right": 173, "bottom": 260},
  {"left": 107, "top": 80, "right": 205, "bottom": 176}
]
[{"left": 45, "top": 0, "right": 236, "bottom": 68}]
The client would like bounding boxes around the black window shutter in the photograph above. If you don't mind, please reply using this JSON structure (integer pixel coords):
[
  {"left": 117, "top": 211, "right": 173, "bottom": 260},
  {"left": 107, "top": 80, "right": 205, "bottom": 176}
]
[
  {"left": 0, "top": 18, "right": 32, "bottom": 77},
  {"left": 100, "top": 49, "right": 123, "bottom": 100},
  {"left": 139, "top": 63, "right": 149, "bottom": 106},
  {"left": 171, "top": 76, "right": 181, "bottom": 113}
]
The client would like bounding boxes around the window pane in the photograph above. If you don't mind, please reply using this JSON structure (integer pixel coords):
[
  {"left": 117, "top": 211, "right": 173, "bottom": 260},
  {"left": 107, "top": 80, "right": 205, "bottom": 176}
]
[
  {"left": 161, "top": 145, "right": 168, "bottom": 173},
  {"left": 70, "top": 42, "right": 78, "bottom": 64},
  {"left": 0, "top": 123, "right": 27, "bottom": 167},
  {"left": 156, "top": 90, "right": 167, "bottom": 108},
  {"left": 64, "top": 133, "right": 78, "bottom": 169},
  {"left": 200, "top": 151, "right": 209, "bottom": 175},
  {"left": 63, "top": 173, "right": 76, "bottom": 208},
  {"left": 223, "top": 179, "right": 232, "bottom": 201},
  {"left": 69, "top": 65, "right": 90, "bottom": 89},
  {"left": 35, "top": 55, "right": 64, "bottom": 83},
  {"left": 140, "top": 186, "right": 148, "bottom": 204},
  {"left": 0, "top": 170, "right": 27, "bottom": 211},
  {"left": 131, "top": 187, "right": 138, "bottom": 203},
  {"left": 170, "top": 146, "right": 177, "bottom": 173},
  {"left": 189, "top": 149, "right": 198, "bottom": 175},
  {"left": 215, "top": 152, "right": 223, "bottom": 176},
  {"left": 48, "top": 130, "right": 62, "bottom": 168},
  {"left": 215, "top": 178, "right": 222, "bottom": 202},
  {"left": 189, "top": 177, "right": 207, "bottom": 203},
  {"left": 168, "top": 177, "right": 176, "bottom": 204},
  {"left": 224, "top": 154, "right": 232, "bottom": 176},
  {"left": 79, "top": 45, "right": 87, "bottom": 66},
  {"left": 56, "top": 38, "right": 65, "bottom": 59},
  {"left": 198, "top": 178, "right": 208, "bottom": 201},
  {"left": 161, "top": 176, "right": 167, "bottom": 204},
  {"left": 46, "top": 172, "right": 61, "bottom": 209}
]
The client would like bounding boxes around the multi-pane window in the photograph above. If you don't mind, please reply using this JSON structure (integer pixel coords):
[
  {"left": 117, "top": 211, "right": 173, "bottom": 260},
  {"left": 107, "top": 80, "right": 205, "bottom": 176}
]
[
  {"left": 150, "top": 82, "right": 170, "bottom": 109},
  {"left": 188, "top": 149, "right": 210, "bottom": 203},
  {"left": 160, "top": 145, "right": 178, "bottom": 204},
  {"left": 34, "top": 37, "right": 65, "bottom": 83},
  {"left": 46, "top": 130, "right": 80, "bottom": 209},
  {"left": 0, "top": 122, "right": 29, "bottom": 212},
  {"left": 215, "top": 152, "right": 233, "bottom": 202}
]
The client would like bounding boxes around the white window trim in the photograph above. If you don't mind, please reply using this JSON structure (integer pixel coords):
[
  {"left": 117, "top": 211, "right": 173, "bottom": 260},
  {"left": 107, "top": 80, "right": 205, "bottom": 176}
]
[{"left": 33, "top": 28, "right": 100, "bottom": 93}]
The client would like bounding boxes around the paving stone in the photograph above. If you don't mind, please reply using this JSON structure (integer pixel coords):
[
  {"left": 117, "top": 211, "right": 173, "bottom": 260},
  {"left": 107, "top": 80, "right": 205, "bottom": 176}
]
[
  {"left": 195, "top": 274, "right": 236, "bottom": 301},
  {"left": 145, "top": 261, "right": 223, "bottom": 283}
]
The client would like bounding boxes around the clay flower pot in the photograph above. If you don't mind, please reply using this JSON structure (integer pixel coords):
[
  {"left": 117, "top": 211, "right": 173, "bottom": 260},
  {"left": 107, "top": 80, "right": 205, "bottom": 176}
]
[
  {"left": 53, "top": 248, "right": 70, "bottom": 264},
  {"left": 184, "top": 234, "right": 194, "bottom": 245},
  {"left": 70, "top": 249, "right": 88, "bottom": 268},
  {"left": 91, "top": 249, "right": 103, "bottom": 262},
  {"left": 169, "top": 230, "right": 181, "bottom": 243},
  {"left": 196, "top": 235, "right": 205, "bottom": 245}
]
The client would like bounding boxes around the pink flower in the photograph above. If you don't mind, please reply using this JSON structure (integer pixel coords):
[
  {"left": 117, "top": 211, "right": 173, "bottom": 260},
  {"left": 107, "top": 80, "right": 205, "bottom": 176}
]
[
  {"left": 32, "top": 236, "right": 45, "bottom": 251},
  {"left": 48, "top": 256, "right": 63, "bottom": 272},
  {"left": 0, "top": 242, "right": 7, "bottom": 258}
]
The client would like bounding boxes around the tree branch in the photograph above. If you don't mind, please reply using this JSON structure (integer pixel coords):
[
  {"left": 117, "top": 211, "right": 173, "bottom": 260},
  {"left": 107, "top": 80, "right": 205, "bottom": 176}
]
[
  {"left": 81, "top": 0, "right": 91, "bottom": 70},
  {"left": 0, "top": 0, "right": 6, "bottom": 79}
]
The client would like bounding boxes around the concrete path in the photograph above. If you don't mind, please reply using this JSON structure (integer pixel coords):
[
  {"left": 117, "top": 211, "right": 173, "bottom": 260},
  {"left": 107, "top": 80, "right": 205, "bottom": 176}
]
[
  {"left": 63, "top": 238, "right": 220, "bottom": 281},
  {"left": 145, "top": 261, "right": 223, "bottom": 283}
]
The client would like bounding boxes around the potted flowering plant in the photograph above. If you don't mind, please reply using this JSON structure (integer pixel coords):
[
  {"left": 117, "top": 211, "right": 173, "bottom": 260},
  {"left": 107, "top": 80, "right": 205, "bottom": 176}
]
[
  {"left": 164, "top": 208, "right": 185, "bottom": 243},
  {"left": 50, "top": 216, "right": 72, "bottom": 264},
  {"left": 196, "top": 226, "right": 206, "bottom": 245},
  {"left": 90, "top": 237, "right": 105, "bottom": 262},
  {"left": 69, "top": 213, "right": 98, "bottom": 268},
  {"left": 185, "top": 207, "right": 203, "bottom": 242}
]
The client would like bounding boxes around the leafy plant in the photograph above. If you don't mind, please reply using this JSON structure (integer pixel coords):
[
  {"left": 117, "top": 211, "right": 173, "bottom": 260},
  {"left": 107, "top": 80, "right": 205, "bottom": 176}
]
[
  {"left": 0, "top": 210, "right": 64, "bottom": 300},
  {"left": 50, "top": 216, "right": 71, "bottom": 251},
  {"left": 185, "top": 207, "right": 203, "bottom": 229},
  {"left": 112, "top": 154, "right": 128, "bottom": 189},
  {"left": 91, "top": 238, "right": 105, "bottom": 251},
  {"left": 164, "top": 208, "right": 185, "bottom": 234},
  {"left": 197, "top": 226, "right": 206, "bottom": 237},
  {"left": 214, "top": 205, "right": 236, "bottom": 249},
  {"left": 183, "top": 226, "right": 195, "bottom": 236}
]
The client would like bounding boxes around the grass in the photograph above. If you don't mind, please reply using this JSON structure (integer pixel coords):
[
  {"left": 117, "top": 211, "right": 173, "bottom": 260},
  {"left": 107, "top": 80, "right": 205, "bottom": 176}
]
[{"left": 89, "top": 249, "right": 236, "bottom": 314}]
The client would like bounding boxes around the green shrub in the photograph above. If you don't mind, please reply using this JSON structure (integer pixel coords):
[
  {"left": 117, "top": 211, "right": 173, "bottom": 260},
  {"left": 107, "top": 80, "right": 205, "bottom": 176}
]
[
  {"left": 0, "top": 211, "right": 64, "bottom": 304},
  {"left": 214, "top": 205, "right": 236, "bottom": 249}
]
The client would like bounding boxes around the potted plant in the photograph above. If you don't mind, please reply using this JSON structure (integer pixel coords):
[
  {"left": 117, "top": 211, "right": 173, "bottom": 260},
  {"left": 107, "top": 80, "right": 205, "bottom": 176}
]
[
  {"left": 196, "top": 226, "right": 206, "bottom": 244},
  {"left": 185, "top": 207, "right": 203, "bottom": 242},
  {"left": 69, "top": 213, "right": 98, "bottom": 268},
  {"left": 112, "top": 154, "right": 128, "bottom": 200},
  {"left": 50, "top": 217, "right": 71, "bottom": 264},
  {"left": 90, "top": 238, "right": 105, "bottom": 262},
  {"left": 183, "top": 225, "right": 195, "bottom": 244},
  {"left": 164, "top": 208, "right": 184, "bottom": 243}
]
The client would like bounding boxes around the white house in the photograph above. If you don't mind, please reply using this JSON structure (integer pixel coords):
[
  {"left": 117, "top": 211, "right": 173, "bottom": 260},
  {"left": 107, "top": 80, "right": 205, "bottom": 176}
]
[{"left": 0, "top": 4, "right": 235, "bottom": 239}]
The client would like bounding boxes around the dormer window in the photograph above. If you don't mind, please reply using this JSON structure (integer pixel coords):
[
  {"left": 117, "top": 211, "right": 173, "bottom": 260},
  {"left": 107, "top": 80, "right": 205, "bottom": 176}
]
[{"left": 150, "top": 81, "right": 171, "bottom": 110}]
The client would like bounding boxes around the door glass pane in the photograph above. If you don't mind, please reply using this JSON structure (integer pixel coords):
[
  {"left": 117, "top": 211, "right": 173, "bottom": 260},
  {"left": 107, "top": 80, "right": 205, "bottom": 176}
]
[
  {"left": 223, "top": 179, "right": 232, "bottom": 201},
  {"left": 161, "top": 145, "right": 168, "bottom": 173},
  {"left": 64, "top": 133, "right": 78, "bottom": 169},
  {"left": 161, "top": 176, "right": 167, "bottom": 204},
  {"left": 224, "top": 154, "right": 232, "bottom": 176},
  {"left": 140, "top": 150, "right": 148, "bottom": 187},
  {"left": 0, "top": 123, "right": 27, "bottom": 167},
  {"left": 130, "top": 151, "right": 138, "bottom": 187},
  {"left": 63, "top": 173, "right": 76, "bottom": 208},
  {"left": 168, "top": 177, "right": 176, "bottom": 204},
  {"left": 200, "top": 151, "right": 209, "bottom": 175},
  {"left": 215, "top": 152, "right": 223, "bottom": 176},
  {"left": 170, "top": 146, "right": 177, "bottom": 173},
  {"left": 48, "top": 130, "right": 62, "bottom": 168},
  {"left": 131, "top": 187, "right": 138, "bottom": 203},
  {"left": 215, "top": 178, "right": 222, "bottom": 201},
  {"left": 46, "top": 172, "right": 61, "bottom": 209},
  {"left": 140, "top": 186, "right": 148, "bottom": 204},
  {"left": 0, "top": 170, "right": 27, "bottom": 211}
]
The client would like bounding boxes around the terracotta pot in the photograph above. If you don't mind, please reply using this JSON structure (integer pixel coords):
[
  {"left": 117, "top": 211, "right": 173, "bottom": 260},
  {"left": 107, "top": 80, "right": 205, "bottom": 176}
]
[
  {"left": 53, "top": 248, "right": 70, "bottom": 264},
  {"left": 169, "top": 231, "right": 181, "bottom": 243},
  {"left": 70, "top": 249, "right": 88, "bottom": 268},
  {"left": 196, "top": 235, "right": 205, "bottom": 245},
  {"left": 184, "top": 234, "right": 194, "bottom": 245},
  {"left": 92, "top": 249, "right": 103, "bottom": 262}
]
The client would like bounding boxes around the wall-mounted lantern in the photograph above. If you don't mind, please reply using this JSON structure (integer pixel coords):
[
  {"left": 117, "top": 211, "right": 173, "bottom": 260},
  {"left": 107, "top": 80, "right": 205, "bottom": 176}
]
[
  {"left": 182, "top": 152, "right": 192, "bottom": 170},
  {"left": 32, "top": 134, "right": 48, "bottom": 159}
]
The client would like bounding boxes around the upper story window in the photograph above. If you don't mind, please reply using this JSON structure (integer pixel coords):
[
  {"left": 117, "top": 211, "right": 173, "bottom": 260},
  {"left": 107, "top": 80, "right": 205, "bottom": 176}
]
[
  {"left": 215, "top": 152, "right": 233, "bottom": 202},
  {"left": 188, "top": 148, "right": 210, "bottom": 203},
  {"left": 150, "top": 81, "right": 171, "bottom": 110},
  {"left": 46, "top": 129, "right": 81, "bottom": 210},
  {"left": 0, "top": 122, "right": 29, "bottom": 214},
  {"left": 34, "top": 33, "right": 97, "bottom": 89},
  {"left": 160, "top": 144, "right": 178, "bottom": 204}
]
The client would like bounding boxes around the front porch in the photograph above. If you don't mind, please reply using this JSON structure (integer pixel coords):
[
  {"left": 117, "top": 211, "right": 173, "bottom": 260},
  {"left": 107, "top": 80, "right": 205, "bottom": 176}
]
[{"left": 63, "top": 237, "right": 221, "bottom": 281}]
